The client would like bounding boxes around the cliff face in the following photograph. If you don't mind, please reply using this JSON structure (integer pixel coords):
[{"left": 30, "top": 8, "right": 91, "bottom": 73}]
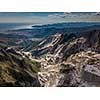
[
  {"left": 34, "top": 29, "right": 100, "bottom": 58},
  {"left": 36, "top": 29, "right": 100, "bottom": 87},
  {"left": 80, "top": 30, "right": 100, "bottom": 52},
  {"left": 0, "top": 47, "right": 41, "bottom": 87},
  {"left": 32, "top": 33, "right": 77, "bottom": 57}
]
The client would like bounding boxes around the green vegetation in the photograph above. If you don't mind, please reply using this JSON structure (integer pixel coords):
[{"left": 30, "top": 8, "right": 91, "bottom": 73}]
[{"left": 0, "top": 48, "right": 41, "bottom": 87}]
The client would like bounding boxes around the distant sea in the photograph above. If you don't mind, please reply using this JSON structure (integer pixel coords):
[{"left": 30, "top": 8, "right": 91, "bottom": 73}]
[
  {"left": 0, "top": 22, "right": 100, "bottom": 31},
  {"left": 0, "top": 23, "right": 34, "bottom": 31}
]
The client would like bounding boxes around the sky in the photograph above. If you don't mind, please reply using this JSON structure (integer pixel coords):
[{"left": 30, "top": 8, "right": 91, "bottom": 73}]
[{"left": 0, "top": 12, "right": 100, "bottom": 24}]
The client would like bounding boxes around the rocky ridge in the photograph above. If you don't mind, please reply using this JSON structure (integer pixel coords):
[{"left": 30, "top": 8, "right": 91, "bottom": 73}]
[{"left": 36, "top": 29, "right": 100, "bottom": 87}]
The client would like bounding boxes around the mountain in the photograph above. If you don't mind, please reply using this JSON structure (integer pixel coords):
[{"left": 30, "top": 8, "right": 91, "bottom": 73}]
[
  {"left": 34, "top": 29, "right": 100, "bottom": 87},
  {"left": 32, "top": 33, "right": 77, "bottom": 57},
  {"left": 33, "top": 29, "right": 100, "bottom": 57},
  {"left": 1, "top": 22, "right": 100, "bottom": 52},
  {"left": 1, "top": 23, "right": 100, "bottom": 87}
]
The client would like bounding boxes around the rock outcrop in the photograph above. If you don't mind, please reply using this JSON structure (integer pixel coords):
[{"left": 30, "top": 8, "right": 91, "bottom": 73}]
[{"left": 36, "top": 29, "right": 100, "bottom": 87}]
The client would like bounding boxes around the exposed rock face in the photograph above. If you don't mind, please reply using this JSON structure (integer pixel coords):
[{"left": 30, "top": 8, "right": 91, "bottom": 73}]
[
  {"left": 36, "top": 29, "right": 100, "bottom": 87},
  {"left": 64, "top": 51, "right": 100, "bottom": 86},
  {"left": 0, "top": 47, "right": 41, "bottom": 87},
  {"left": 33, "top": 29, "right": 100, "bottom": 58},
  {"left": 32, "top": 33, "right": 77, "bottom": 57},
  {"left": 58, "top": 63, "right": 79, "bottom": 87},
  {"left": 38, "top": 50, "right": 100, "bottom": 87},
  {"left": 38, "top": 54, "right": 61, "bottom": 87},
  {"left": 82, "top": 65, "right": 100, "bottom": 83},
  {"left": 81, "top": 30, "right": 100, "bottom": 50}
]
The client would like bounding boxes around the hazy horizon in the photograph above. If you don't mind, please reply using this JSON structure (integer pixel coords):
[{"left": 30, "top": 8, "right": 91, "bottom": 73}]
[{"left": 0, "top": 12, "right": 100, "bottom": 24}]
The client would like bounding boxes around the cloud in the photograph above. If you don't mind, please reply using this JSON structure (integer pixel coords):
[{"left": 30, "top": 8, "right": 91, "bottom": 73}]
[
  {"left": 94, "top": 12, "right": 100, "bottom": 15},
  {"left": 0, "top": 12, "right": 100, "bottom": 24},
  {"left": 48, "top": 12, "right": 72, "bottom": 19},
  {"left": 47, "top": 12, "right": 100, "bottom": 22}
]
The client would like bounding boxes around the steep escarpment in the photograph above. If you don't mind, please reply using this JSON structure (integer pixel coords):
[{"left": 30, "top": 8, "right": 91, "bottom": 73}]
[
  {"left": 0, "top": 47, "right": 41, "bottom": 87},
  {"left": 80, "top": 30, "right": 100, "bottom": 52},
  {"left": 33, "top": 29, "right": 100, "bottom": 59},
  {"left": 36, "top": 29, "right": 100, "bottom": 87},
  {"left": 32, "top": 33, "right": 77, "bottom": 57}
]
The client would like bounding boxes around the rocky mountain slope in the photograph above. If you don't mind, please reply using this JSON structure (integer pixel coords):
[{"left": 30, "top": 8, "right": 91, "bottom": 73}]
[
  {"left": 0, "top": 28, "right": 100, "bottom": 87},
  {"left": 0, "top": 46, "right": 41, "bottom": 87},
  {"left": 35, "top": 29, "right": 100, "bottom": 87}
]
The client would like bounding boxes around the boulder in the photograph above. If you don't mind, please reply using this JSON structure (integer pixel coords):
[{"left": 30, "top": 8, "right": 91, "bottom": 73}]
[{"left": 82, "top": 65, "right": 100, "bottom": 83}]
